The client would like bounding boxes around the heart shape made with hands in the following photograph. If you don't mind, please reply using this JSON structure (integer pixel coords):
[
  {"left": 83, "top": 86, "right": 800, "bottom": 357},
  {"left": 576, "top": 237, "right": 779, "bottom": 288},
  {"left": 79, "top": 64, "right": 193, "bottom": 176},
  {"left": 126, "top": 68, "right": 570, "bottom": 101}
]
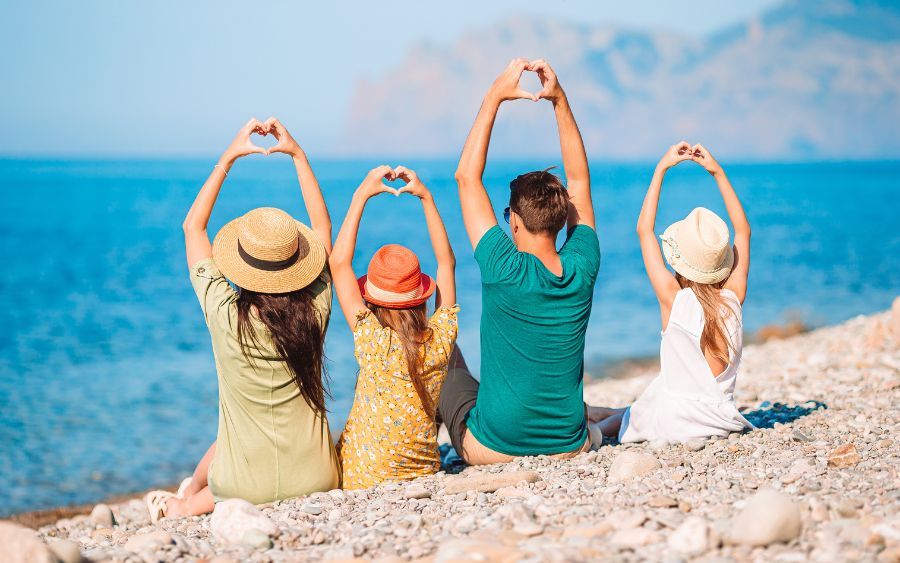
[
  {"left": 248, "top": 123, "right": 279, "bottom": 153},
  {"left": 502, "top": 59, "right": 558, "bottom": 102},
  {"left": 516, "top": 70, "right": 544, "bottom": 101},
  {"left": 675, "top": 142, "right": 709, "bottom": 161},
  {"left": 375, "top": 167, "right": 423, "bottom": 197}
]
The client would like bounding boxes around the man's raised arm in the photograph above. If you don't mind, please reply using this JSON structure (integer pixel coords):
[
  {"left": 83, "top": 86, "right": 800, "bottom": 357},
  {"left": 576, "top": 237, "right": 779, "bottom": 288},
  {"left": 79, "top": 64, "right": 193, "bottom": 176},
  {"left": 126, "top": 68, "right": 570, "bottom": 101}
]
[
  {"left": 455, "top": 58, "right": 537, "bottom": 249},
  {"left": 531, "top": 60, "right": 594, "bottom": 231}
]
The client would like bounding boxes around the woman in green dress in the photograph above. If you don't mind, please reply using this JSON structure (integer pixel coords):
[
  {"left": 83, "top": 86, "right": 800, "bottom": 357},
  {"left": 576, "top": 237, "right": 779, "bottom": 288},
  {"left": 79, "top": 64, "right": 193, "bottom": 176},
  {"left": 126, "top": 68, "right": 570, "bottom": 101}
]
[{"left": 146, "top": 117, "right": 340, "bottom": 520}]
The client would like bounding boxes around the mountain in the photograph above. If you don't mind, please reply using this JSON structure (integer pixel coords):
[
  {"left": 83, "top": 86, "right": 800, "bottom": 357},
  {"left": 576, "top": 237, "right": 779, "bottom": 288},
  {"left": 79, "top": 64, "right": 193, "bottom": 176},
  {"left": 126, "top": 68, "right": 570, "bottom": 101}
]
[{"left": 335, "top": 0, "right": 900, "bottom": 160}]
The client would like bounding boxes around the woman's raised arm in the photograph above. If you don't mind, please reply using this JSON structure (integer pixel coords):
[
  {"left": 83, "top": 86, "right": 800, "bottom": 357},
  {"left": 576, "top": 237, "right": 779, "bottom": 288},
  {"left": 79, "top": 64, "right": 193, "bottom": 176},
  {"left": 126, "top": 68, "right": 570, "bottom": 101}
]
[
  {"left": 638, "top": 142, "right": 692, "bottom": 323},
  {"left": 396, "top": 166, "right": 457, "bottom": 308},
  {"left": 329, "top": 166, "right": 399, "bottom": 330},
  {"left": 691, "top": 144, "right": 751, "bottom": 303},
  {"left": 264, "top": 118, "right": 332, "bottom": 255},
  {"left": 183, "top": 118, "right": 266, "bottom": 268}
]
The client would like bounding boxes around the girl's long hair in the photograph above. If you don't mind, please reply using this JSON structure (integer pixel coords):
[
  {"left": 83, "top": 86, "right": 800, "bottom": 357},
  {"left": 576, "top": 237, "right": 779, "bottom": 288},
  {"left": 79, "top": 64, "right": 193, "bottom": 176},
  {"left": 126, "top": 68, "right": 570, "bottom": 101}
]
[
  {"left": 370, "top": 303, "right": 436, "bottom": 419},
  {"left": 675, "top": 273, "right": 736, "bottom": 367},
  {"left": 235, "top": 287, "right": 329, "bottom": 414}
]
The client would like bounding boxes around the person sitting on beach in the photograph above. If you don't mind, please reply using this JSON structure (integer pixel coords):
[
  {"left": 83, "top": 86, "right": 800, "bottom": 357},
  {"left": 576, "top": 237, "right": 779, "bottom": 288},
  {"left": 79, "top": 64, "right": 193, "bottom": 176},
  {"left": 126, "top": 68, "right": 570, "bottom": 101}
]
[
  {"left": 588, "top": 142, "right": 754, "bottom": 443},
  {"left": 437, "top": 59, "right": 600, "bottom": 464},
  {"left": 330, "top": 165, "right": 459, "bottom": 489},
  {"left": 145, "top": 118, "right": 340, "bottom": 520}
]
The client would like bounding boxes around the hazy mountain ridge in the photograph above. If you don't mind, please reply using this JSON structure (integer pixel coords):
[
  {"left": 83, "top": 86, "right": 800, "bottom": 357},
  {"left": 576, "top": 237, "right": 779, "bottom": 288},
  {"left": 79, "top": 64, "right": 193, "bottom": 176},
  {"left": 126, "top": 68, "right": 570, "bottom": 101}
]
[{"left": 337, "top": 0, "right": 900, "bottom": 159}]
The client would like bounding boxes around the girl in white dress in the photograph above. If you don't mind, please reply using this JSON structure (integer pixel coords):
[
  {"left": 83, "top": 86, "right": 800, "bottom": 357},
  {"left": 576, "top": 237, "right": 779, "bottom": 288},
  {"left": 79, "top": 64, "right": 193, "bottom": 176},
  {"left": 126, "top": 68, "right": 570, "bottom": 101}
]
[{"left": 589, "top": 141, "right": 753, "bottom": 443}]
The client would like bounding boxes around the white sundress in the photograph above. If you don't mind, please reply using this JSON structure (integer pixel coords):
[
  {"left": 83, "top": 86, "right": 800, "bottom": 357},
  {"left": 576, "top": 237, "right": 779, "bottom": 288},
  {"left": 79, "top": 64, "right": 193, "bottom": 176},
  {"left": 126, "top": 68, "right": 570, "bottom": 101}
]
[{"left": 618, "top": 287, "right": 754, "bottom": 443}]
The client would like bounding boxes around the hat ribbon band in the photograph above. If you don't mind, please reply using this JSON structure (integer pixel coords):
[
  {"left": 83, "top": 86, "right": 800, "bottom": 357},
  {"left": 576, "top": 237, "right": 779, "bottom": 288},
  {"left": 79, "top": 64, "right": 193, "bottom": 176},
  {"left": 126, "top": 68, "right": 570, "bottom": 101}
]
[
  {"left": 660, "top": 235, "right": 727, "bottom": 275},
  {"left": 238, "top": 240, "right": 300, "bottom": 272},
  {"left": 365, "top": 279, "right": 423, "bottom": 302}
]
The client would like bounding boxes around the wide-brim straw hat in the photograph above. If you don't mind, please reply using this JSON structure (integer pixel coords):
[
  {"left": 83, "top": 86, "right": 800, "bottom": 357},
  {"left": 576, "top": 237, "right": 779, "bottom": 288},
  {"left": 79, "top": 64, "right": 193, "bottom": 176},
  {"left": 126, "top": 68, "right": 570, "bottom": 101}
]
[
  {"left": 357, "top": 244, "right": 436, "bottom": 309},
  {"left": 660, "top": 207, "right": 734, "bottom": 285},
  {"left": 212, "top": 207, "right": 326, "bottom": 294}
]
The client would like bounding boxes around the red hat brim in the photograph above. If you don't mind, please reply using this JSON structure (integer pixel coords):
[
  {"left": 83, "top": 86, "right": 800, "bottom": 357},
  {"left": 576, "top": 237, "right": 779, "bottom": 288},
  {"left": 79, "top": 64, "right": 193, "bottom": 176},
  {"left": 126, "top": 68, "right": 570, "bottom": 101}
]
[{"left": 356, "top": 272, "right": 436, "bottom": 309}]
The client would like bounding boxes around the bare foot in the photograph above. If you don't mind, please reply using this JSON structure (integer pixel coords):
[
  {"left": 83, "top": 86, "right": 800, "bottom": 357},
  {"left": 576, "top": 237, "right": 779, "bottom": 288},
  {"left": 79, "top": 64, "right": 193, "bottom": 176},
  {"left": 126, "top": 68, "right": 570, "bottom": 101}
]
[{"left": 165, "top": 497, "right": 187, "bottom": 518}]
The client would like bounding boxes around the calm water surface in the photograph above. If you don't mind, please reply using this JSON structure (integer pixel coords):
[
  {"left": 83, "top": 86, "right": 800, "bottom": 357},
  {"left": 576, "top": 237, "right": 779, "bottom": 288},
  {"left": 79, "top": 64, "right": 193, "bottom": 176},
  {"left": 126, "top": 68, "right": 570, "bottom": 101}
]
[{"left": 0, "top": 158, "right": 897, "bottom": 515}]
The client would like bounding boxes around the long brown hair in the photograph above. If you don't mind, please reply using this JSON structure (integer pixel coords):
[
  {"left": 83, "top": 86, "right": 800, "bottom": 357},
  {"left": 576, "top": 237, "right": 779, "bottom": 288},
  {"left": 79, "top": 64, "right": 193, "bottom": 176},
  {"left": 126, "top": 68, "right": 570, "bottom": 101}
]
[
  {"left": 370, "top": 303, "right": 436, "bottom": 419},
  {"left": 235, "top": 287, "right": 329, "bottom": 414},
  {"left": 675, "top": 273, "right": 736, "bottom": 367}
]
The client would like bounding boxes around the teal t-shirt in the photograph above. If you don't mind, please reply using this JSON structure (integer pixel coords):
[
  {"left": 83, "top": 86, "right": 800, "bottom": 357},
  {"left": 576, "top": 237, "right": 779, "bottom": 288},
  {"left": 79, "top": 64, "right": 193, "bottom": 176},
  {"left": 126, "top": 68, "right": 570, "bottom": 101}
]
[{"left": 466, "top": 224, "right": 601, "bottom": 456}]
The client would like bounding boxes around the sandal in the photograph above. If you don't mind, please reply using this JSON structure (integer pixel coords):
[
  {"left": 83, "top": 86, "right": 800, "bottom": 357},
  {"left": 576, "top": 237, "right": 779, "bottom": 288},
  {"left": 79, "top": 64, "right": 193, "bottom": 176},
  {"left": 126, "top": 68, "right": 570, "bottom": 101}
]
[{"left": 145, "top": 490, "right": 175, "bottom": 524}]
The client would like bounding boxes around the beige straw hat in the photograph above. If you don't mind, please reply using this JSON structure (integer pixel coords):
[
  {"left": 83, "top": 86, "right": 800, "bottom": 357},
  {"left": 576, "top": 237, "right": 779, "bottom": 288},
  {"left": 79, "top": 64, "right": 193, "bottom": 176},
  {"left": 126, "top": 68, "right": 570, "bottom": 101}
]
[
  {"left": 660, "top": 207, "right": 734, "bottom": 284},
  {"left": 212, "top": 207, "right": 326, "bottom": 294}
]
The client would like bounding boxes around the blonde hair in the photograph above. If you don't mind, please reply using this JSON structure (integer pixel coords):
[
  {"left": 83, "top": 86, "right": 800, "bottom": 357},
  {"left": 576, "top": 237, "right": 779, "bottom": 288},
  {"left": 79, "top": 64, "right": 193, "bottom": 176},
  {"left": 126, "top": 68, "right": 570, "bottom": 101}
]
[
  {"left": 369, "top": 303, "right": 436, "bottom": 419},
  {"left": 675, "top": 273, "right": 736, "bottom": 366}
]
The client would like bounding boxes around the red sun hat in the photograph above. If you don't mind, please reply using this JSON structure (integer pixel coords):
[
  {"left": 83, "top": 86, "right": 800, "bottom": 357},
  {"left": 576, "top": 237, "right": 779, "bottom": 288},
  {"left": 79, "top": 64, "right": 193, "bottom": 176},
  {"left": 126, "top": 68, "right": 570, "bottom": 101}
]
[{"left": 357, "top": 244, "right": 436, "bottom": 309}]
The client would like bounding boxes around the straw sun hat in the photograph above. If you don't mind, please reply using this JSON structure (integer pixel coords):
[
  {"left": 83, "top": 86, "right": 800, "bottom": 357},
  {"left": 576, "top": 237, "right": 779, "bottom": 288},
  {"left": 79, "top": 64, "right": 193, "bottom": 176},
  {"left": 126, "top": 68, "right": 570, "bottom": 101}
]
[
  {"left": 660, "top": 207, "right": 734, "bottom": 285},
  {"left": 357, "top": 244, "right": 435, "bottom": 309},
  {"left": 212, "top": 207, "right": 326, "bottom": 294}
]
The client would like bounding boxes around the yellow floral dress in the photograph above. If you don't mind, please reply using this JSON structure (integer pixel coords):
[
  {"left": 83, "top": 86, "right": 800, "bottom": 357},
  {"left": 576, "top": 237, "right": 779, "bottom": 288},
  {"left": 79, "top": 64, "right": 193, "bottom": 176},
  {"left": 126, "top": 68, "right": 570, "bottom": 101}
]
[{"left": 337, "top": 305, "right": 460, "bottom": 489}]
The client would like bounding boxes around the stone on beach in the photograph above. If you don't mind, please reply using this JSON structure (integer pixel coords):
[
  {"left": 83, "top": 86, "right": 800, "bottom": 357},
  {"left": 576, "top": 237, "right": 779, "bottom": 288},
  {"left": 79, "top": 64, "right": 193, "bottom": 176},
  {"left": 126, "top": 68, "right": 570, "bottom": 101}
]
[
  {"left": 403, "top": 484, "right": 431, "bottom": 499},
  {"left": 667, "top": 516, "right": 712, "bottom": 555},
  {"left": 728, "top": 489, "right": 802, "bottom": 546},
  {"left": 608, "top": 451, "right": 661, "bottom": 482},
  {"left": 611, "top": 527, "right": 662, "bottom": 548},
  {"left": 241, "top": 528, "right": 274, "bottom": 549},
  {"left": 782, "top": 458, "right": 815, "bottom": 483},
  {"left": 89, "top": 503, "right": 115, "bottom": 527},
  {"left": 684, "top": 438, "right": 707, "bottom": 451},
  {"left": 647, "top": 494, "right": 678, "bottom": 508},
  {"left": 443, "top": 470, "right": 541, "bottom": 494},
  {"left": 47, "top": 539, "right": 83, "bottom": 563},
  {"left": 0, "top": 522, "right": 57, "bottom": 563},
  {"left": 301, "top": 502, "right": 324, "bottom": 515},
  {"left": 124, "top": 530, "right": 174, "bottom": 552},
  {"left": 433, "top": 539, "right": 522, "bottom": 562},
  {"left": 209, "top": 498, "right": 278, "bottom": 546},
  {"left": 828, "top": 443, "right": 861, "bottom": 467}
]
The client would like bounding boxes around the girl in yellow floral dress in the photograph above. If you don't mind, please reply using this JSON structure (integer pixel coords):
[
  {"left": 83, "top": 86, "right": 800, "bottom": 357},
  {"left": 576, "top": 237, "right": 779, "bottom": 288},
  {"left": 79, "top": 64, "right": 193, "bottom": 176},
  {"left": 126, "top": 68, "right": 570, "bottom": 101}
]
[{"left": 330, "top": 165, "right": 459, "bottom": 489}]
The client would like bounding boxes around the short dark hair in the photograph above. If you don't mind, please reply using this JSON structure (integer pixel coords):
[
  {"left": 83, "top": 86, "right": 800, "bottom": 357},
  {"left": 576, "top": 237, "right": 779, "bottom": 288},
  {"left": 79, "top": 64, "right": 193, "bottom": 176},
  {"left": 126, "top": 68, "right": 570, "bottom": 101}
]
[{"left": 509, "top": 168, "right": 569, "bottom": 235}]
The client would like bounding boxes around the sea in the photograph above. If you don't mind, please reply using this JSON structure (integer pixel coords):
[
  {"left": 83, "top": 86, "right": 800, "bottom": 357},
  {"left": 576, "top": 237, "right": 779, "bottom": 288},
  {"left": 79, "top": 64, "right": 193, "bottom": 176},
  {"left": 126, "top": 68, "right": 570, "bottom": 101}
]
[{"left": 0, "top": 158, "right": 897, "bottom": 516}]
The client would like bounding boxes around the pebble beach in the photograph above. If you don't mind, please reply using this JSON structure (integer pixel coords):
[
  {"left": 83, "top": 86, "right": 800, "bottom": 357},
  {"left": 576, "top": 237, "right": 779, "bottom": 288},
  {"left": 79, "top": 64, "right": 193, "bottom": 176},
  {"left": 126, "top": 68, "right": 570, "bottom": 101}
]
[{"left": 4, "top": 301, "right": 899, "bottom": 563}]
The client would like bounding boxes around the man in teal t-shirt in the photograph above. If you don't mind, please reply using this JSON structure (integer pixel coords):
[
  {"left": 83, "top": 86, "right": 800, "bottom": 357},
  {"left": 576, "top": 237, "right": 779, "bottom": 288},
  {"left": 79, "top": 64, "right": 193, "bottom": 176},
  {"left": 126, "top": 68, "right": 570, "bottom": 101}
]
[{"left": 437, "top": 58, "right": 600, "bottom": 464}]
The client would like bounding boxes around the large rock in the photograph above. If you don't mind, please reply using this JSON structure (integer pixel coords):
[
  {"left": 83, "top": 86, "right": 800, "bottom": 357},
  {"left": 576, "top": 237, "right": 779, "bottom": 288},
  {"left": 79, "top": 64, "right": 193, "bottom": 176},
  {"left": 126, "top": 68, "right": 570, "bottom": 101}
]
[
  {"left": 0, "top": 522, "right": 56, "bottom": 563},
  {"left": 728, "top": 489, "right": 802, "bottom": 546},
  {"left": 668, "top": 516, "right": 712, "bottom": 555},
  {"left": 209, "top": 498, "right": 278, "bottom": 546},
  {"left": 444, "top": 471, "right": 541, "bottom": 494},
  {"left": 608, "top": 452, "right": 661, "bottom": 483}
]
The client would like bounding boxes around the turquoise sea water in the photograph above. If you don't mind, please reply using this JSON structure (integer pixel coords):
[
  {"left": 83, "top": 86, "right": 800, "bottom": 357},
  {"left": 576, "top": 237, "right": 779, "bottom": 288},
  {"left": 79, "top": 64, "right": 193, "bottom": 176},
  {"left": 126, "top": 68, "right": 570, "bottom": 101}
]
[{"left": 0, "top": 158, "right": 897, "bottom": 515}]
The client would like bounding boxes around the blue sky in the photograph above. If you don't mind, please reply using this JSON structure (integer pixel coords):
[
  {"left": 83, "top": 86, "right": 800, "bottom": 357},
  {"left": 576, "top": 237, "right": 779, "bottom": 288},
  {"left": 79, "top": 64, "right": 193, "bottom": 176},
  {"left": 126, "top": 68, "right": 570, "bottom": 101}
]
[{"left": 0, "top": 1, "right": 782, "bottom": 156}]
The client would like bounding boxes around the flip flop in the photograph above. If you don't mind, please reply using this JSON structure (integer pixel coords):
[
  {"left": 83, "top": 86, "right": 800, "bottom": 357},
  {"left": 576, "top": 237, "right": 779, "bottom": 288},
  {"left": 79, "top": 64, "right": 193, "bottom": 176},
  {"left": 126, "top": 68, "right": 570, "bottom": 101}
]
[
  {"left": 176, "top": 477, "right": 193, "bottom": 499},
  {"left": 145, "top": 490, "right": 175, "bottom": 524}
]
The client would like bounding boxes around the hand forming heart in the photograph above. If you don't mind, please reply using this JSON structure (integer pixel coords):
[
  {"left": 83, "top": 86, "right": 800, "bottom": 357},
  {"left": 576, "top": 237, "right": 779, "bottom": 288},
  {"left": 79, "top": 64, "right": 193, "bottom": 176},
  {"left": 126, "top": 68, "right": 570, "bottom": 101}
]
[
  {"left": 359, "top": 165, "right": 432, "bottom": 200},
  {"left": 223, "top": 117, "right": 306, "bottom": 163},
  {"left": 488, "top": 58, "right": 565, "bottom": 103},
  {"left": 657, "top": 141, "right": 723, "bottom": 175}
]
